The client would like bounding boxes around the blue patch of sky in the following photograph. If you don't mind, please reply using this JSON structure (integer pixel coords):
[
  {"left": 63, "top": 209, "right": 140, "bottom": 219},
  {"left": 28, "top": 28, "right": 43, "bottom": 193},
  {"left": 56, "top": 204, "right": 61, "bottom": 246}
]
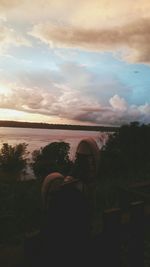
[
  {"left": 2, "top": 35, "right": 150, "bottom": 107},
  {"left": 10, "top": 46, "right": 60, "bottom": 70},
  {"left": 74, "top": 50, "right": 150, "bottom": 106},
  {"left": 117, "top": 63, "right": 150, "bottom": 105},
  {"left": 0, "top": 45, "right": 64, "bottom": 86},
  {"left": 70, "top": 50, "right": 122, "bottom": 71}
]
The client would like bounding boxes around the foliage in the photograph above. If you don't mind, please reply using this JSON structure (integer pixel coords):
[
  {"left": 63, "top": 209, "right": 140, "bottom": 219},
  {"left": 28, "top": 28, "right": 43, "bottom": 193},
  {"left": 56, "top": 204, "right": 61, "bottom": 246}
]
[
  {"left": 0, "top": 179, "right": 41, "bottom": 244},
  {"left": 31, "top": 141, "right": 73, "bottom": 179},
  {"left": 0, "top": 143, "right": 28, "bottom": 175},
  {"left": 99, "top": 122, "right": 150, "bottom": 183}
]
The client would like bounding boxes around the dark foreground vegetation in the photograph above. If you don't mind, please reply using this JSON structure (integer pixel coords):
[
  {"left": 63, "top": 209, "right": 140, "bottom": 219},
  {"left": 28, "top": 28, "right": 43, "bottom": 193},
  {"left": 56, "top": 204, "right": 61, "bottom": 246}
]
[
  {"left": 1, "top": 121, "right": 150, "bottom": 266},
  {"left": 98, "top": 121, "right": 150, "bottom": 209}
]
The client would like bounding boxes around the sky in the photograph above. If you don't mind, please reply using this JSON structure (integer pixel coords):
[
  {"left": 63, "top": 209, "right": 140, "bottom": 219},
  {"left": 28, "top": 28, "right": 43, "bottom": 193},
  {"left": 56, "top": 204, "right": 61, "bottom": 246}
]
[{"left": 0, "top": 0, "right": 150, "bottom": 126}]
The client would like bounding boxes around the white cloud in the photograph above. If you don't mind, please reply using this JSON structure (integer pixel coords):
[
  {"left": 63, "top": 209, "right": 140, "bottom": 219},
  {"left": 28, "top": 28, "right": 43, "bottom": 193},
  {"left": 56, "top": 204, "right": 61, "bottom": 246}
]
[
  {"left": 0, "top": 0, "right": 150, "bottom": 63},
  {"left": 2, "top": 0, "right": 150, "bottom": 27},
  {"left": 73, "top": 95, "right": 150, "bottom": 125},
  {"left": 0, "top": 23, "right": 31, "bottom": 54},
  {"left": 0, "top": 61, "right": 145, "bottom": 125},
  {"left": 109, "top": 95, "right": 128, "bottom": 111},
  {"left": 0, "top": 81, "right": 150, "bottom": 126},
  {"left": 0, "top": 82, "right": 100, "bottom": 119}
]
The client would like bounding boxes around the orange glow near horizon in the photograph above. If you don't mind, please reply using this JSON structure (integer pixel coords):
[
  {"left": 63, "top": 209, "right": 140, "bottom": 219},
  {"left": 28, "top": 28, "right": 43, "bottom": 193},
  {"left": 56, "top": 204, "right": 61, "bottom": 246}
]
[{"left": 0, "top": 108, "right": 93, "bottom": 126}]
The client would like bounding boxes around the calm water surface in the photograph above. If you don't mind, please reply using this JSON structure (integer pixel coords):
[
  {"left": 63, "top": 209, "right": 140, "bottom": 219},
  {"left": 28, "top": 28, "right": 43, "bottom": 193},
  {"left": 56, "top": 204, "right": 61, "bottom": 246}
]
[
  {"left": 0, "top": 127, "right": 108, "bottom": 179},
  {"left": 0, "top": 127, "right": 108, "bottom": 158}
]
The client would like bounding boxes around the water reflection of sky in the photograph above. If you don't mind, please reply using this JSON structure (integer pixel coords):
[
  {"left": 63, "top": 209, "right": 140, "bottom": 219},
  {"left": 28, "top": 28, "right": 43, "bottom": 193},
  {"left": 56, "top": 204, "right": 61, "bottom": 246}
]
[
  {"left": 0, "top": 127, "right": 109, "bottom": 180},
  {"left": 0, "top": 127, "right": 108, "bottom": 159}
]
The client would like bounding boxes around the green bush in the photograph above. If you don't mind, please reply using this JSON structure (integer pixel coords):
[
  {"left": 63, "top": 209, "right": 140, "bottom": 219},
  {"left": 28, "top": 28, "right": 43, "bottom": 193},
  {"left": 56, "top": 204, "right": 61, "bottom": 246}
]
[
  {"left": 0, "top": 143, "right": 28, "bottom": 176},
  {"left": 31, "top": 141, "right": 73, "bottom": 179}
]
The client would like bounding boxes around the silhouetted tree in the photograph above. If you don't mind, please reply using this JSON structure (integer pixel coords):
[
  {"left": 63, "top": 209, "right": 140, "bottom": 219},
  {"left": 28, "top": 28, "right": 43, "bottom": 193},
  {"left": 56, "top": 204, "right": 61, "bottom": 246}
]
[
  {"left": 99, "top": 122, "right": 150, "bottom": 182},
  {"left": 31, "top": 142, "right": 73, "bottom": 179},
  {"left": 0, "top": 143, "right": 28, "bottom": 174}
]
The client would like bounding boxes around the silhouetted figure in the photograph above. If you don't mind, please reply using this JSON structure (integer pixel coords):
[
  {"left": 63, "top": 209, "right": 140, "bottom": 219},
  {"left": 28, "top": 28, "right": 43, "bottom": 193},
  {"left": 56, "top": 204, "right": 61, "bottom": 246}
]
[
  {"left": 71, "top": 138, "right": 100, "bottom": 226},
  {"left": 24, "top": 138, "right": 100, "bottom": 267},
  {"left": 24, "top": 173, "right": 91, "bottom": 267}
]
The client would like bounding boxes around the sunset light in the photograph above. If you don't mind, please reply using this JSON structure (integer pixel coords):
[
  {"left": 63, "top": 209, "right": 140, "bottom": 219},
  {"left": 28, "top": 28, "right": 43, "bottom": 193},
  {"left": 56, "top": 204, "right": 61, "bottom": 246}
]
[
  {"left": 0, "top": 1, "right": 150, "bottom": 125},
  {"left": 0, "top": 84, "right": 10, "bottom": 95},
  {"left": 1, "top": 3, "right": 150, "bottom": 266}
]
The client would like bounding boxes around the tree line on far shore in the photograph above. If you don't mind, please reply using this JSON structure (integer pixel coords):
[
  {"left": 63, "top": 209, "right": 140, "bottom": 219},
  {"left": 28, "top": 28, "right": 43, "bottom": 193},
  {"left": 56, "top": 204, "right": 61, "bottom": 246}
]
[{"left": 0, "top": 120, "right": 119, "bottom": 132}]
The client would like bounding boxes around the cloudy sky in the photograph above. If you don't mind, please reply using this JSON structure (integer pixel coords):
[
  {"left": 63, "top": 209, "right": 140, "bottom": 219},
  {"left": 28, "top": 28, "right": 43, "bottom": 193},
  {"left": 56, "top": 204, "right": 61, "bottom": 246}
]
[{"left": 0, "top": 0, "right": 150, "bottom": 126}]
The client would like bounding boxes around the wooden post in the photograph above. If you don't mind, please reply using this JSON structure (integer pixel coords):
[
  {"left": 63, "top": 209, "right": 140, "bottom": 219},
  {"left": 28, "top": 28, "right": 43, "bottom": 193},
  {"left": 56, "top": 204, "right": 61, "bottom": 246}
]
[
  {"left": 103, "top": 208, "right": 121, "bottom": 267},
  {"left": 128, "top": 201, "right": 144, "bottom": 267}
]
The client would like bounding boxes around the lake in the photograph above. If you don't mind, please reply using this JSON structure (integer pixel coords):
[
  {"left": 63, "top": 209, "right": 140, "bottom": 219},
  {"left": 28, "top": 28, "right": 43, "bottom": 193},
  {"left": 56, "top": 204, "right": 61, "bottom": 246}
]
[
  {"left": 0, "top": 127, "right": 109, "bottom": 158},
  {"left": 0, "top": 127, "right": 109, "bottom": 179}
]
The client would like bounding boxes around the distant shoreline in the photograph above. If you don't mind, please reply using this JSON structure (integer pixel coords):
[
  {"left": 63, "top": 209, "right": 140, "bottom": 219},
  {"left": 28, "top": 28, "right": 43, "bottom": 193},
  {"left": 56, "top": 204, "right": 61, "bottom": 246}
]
[{"left": 0, "top": 120, "right": 119, "bottom": 132}]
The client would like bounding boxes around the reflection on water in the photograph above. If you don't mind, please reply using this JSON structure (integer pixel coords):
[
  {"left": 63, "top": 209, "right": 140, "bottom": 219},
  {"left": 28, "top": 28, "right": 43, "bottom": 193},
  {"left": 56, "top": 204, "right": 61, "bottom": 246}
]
[
  {"left": 0, "top": 127, "right": 108, "bottom": 158},
  {"left": 0, "top": 127, "right": 109, "bottom": 179}
]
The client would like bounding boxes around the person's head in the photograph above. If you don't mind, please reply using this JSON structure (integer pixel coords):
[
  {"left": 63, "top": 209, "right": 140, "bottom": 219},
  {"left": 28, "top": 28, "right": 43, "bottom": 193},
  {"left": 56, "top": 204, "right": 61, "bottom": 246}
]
[
  {"left": 74, "top": 137, "right": 100, "bottom": 183},
  {"left": 41, "top": 172, "right": 80, "bottom": 211}
]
